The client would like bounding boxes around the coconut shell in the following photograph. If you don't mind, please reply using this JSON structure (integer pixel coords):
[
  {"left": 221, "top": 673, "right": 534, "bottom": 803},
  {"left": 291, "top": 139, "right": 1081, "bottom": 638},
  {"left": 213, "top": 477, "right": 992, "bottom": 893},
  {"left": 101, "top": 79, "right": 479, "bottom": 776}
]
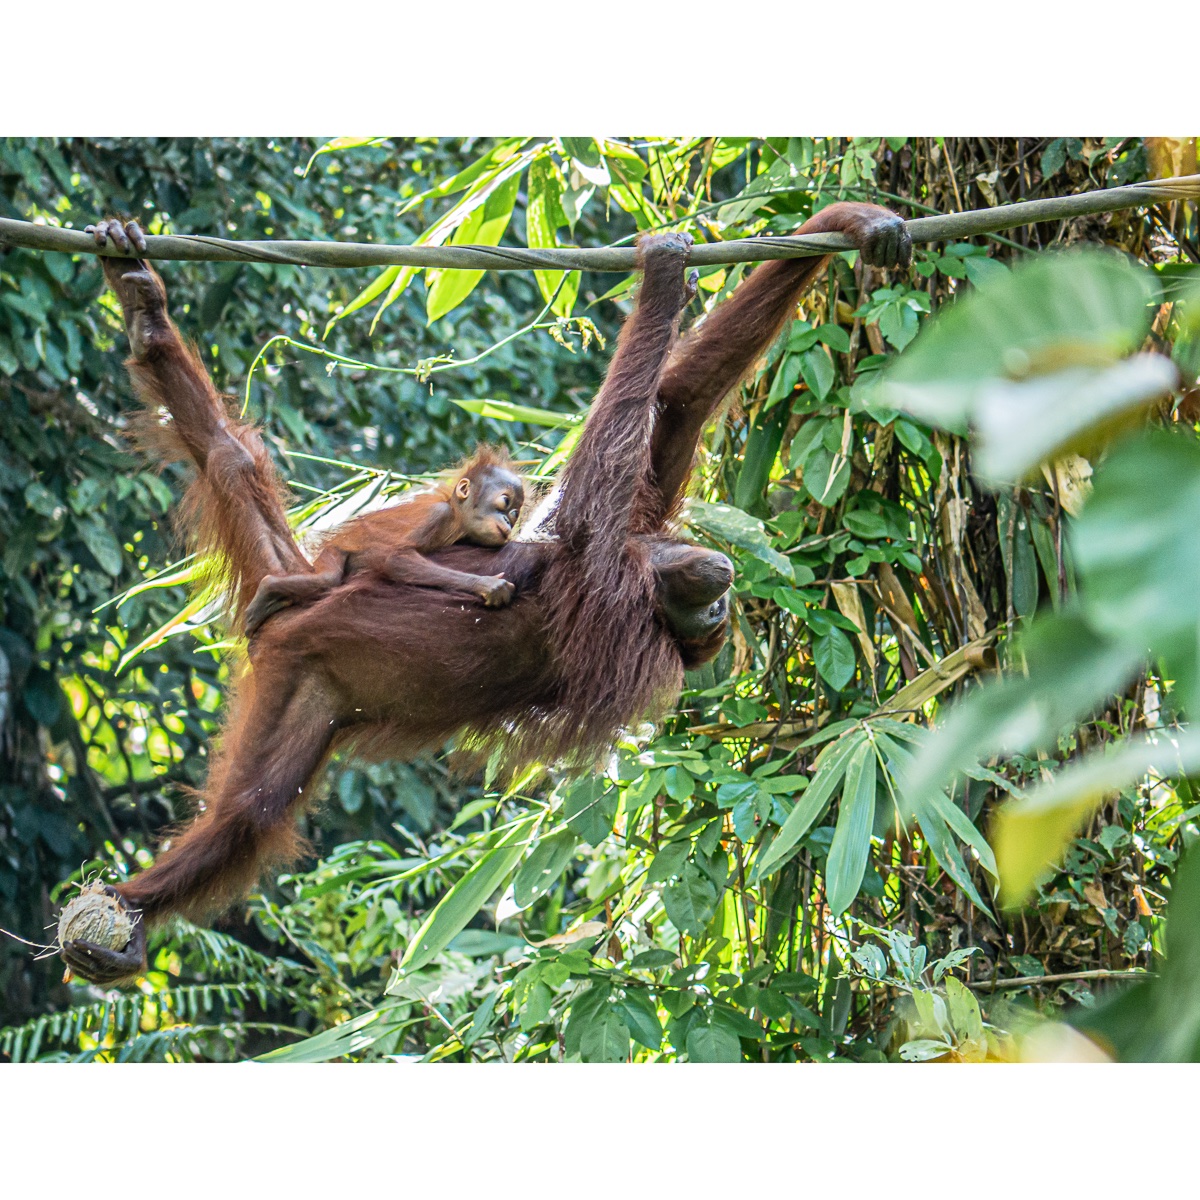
[{"left": 57, "top": 883, "right": 132, "bottom": 952}]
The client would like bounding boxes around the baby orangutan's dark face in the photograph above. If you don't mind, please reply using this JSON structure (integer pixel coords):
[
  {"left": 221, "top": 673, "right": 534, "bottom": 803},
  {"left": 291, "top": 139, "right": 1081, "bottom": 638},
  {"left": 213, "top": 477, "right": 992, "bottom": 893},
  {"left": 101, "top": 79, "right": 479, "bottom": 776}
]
[{"left": 454, "top": 465, "right": 525, "bottom": 547}]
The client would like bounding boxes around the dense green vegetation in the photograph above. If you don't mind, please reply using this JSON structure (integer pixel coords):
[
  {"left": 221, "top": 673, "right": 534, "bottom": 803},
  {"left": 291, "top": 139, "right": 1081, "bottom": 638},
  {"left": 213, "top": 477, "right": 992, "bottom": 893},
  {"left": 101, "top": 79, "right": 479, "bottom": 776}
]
[{"left": 3, "top": 136, "right": 1199, "bottom": 1062}]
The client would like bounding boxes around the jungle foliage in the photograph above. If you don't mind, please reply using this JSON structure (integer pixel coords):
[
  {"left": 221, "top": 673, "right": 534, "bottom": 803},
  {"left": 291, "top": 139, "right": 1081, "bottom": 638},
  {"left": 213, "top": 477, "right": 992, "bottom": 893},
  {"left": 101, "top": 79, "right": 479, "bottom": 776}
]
[{"left": 3, "top": 135, "right": 1200, "bottom": 1063}]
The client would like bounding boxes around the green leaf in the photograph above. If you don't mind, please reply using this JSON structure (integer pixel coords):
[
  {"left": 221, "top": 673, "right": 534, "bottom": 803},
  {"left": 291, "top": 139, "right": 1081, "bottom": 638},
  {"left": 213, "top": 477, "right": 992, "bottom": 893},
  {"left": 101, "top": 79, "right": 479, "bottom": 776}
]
[
  {"left": 997, "top": 491, "right": 1040, "bottom": 618},
  {"left": 879, "top": 250, "right": 1160, "bottom": 435},
  {"left": 754, "top": 730, "right": 865, "bottom": 878},
  {"left": 735, "top": 403, "right": 788, "bottom": 511},
  {"left": 451, "top": 398, "right": 581, "bottom": 429},
  {"left": 257, "top": 1005, "right": 402, "bottom": 1063},
  {"left": 684, "top": 499, "right": 793, "bottom": 580},
  {"left": 617, "top": 990, "right": 663, "bottom": 1051},
  {"left": 662, "top": 864, "right": 719, "bottom": 936},
  {"left": 564, "top": 777, "right": 618, "bottom": 845},
  {"left": 963, "top": 255, "right": 1008, "bottom": 288},
  {"left": 768, "top": 352, "right": 803, "bottom": 405},
  {"left": 21, "top": 670, "right": 61, "bottom": 726},
  {"left": 579, "top": 1007, "right": 630, "bottom": 1062},
  {"left": 897, "top": 613, "right": 1144, "bottom": 816},
  {"left": 802, "top": 445, "right": 851, "bottom": 507},
  {"left": 78, "top": 519, "right": 123, "bottom": 576},
  {"left": 646, "top": 839, "right": 691, "bottom": 884},
  {"left": 816, "top": 323, "right": 851, "bottom": 353},
  {"left": 799, "top": 345, "right": 835, "bottom": 400},
  {"left": 564, "top": 984, "right": 630, "bottom": 1062},
  {"left": 513, "top": 828, "right": 580, "bottom": 908},
  {"left": 843, "top": 510, "right": 889, "bottom": 540},
  {"left": 561, "top": 137, "right": 602, "bottom": 168},
  {"left": 1074, "top": 432, "right": 1200, "bottom": 699},
  {"left": 426, "top": 172, "right": 520, "bottom": 323},
  {"left": 974, "top": 356, "right": 1176, "bottom": 486},
  {"left": 813, "top": 627, "right": 856, "bottom": 691},
  {"left": 899, "top": 1038, "right": 952, "bottom": 1062},
  {"left": 686, "top": 1018, "right": 741, "bottom": 1062},
  {"left": 398, "top": 817, "right": 536, "bottom": 972},
  {"left": 994, "top": 731, "right": 1200, "bottom": 907},
  {"left": 715, "top": 777, "right": 758, "bottom": 809},
  {"left": 876, "top": 731, "right": 995, "bottom": 911},
  {"left": 825, "top": 740, "right": 877, "bottom": 916},
  {"left": 526, "top": 154, "right": 578, "bottom": 317}
]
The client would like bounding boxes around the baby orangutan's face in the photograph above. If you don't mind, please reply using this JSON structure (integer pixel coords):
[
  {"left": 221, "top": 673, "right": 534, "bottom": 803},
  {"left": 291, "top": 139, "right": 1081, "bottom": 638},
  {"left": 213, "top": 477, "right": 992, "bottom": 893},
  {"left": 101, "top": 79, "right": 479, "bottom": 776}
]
[{"left": 454, "top": 465, "right": 525, "bottom": 547}]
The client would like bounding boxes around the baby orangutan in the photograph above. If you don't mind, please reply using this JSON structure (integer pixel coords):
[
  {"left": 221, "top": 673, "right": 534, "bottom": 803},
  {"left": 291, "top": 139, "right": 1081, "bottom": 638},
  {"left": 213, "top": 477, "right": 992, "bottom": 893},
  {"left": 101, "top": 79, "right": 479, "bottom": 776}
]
[{"left": 244, "top": 447, "right": 525, "bottom": 636}]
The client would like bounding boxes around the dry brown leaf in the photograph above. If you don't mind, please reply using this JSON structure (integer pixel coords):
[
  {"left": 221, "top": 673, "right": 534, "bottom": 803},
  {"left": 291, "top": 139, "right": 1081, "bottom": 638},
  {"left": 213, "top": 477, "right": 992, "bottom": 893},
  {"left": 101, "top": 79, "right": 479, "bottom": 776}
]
[
  {"left": 1082, "top": 879, "right": 1108, "bottom": 911},
  {"left": 526, "top": 920, "right": 607, "bottom": 948}
]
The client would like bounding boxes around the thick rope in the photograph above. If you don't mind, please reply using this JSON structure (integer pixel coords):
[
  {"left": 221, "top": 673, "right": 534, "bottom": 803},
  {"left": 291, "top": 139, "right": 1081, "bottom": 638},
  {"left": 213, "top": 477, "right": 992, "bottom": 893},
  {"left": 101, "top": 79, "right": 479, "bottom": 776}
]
[{"left": 1, "top": 176, "right": 1197, "bottom": 272}]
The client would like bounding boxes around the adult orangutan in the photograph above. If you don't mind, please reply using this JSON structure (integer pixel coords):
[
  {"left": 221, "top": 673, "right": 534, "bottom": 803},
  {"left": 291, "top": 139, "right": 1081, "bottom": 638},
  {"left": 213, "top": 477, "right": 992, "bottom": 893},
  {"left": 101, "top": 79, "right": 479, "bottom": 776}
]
[{"left": 62, "top": 204, "right": 911, "bottom": 984}]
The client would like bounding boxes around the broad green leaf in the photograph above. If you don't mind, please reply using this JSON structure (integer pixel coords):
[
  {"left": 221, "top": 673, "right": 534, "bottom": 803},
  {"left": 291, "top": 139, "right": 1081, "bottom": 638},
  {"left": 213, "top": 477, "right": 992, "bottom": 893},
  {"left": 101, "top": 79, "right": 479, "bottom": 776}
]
[
  {"left": 686, "top": 1018, "right": 741, "bottom": 1062},
  {"left": 512, "top": 828, "right": 580, "bottom": 908},
  {"left": 735, "top": 404, "right": 788, "bottom": 512},
  {"left": 662, "top": 864, "right": 719, "bottom": 936},
  {"left": 963, "top": 255, "right": 1009, "bottom": 288},
  {"left": 971, "top": 356, "right": 1176, "bottom": 486},
  {"left": 825, "top": 740, "right": 877, "bottom": 916},
  {"left": 1074, "top": 432, "right": 1200, "bottom": 711},
  {"left": 813, "top": 626, "right": 856, "bottom": 691},
  {"left": 78, "top": 518, "right": 123, "bottom": 576},
  {"left": 683, "top": 499, "right": 793, "bottom": 581},
  {"left": 561, "top": 137, "right": 602, "bottom": 168},
  {"left": 843, "top": 510, "right": 890, "bottom": 540},
  {"left": 899, "top": 1037, "right": 952, "bottom": 1062},
  {"left": 803, "top": 445, "right": 851, "bottom": 507},
  {"left": 879, "top": 250, "right": 1159, "bottom": 433},
  {"left": 398, "top": 816, "right": 536, "bottom": 971},
  {"left": 564, "top": 777, "right": 618, "bottom": 845},
  {"left": 799, "top": 345, "right": 835, "bottom": 401},
  {"left": 617, "top": 990, "right": 663, "bottom": 1051},
  {"left": 646, "top": 839, "right": 691, "bottom": 884},
  {"left": 817, "top": 322, "right": 851, "bottom": 353},
  {"left": 579, "top": 1007, "right": 630, "bottom": 1063},
  {"left": 768, "top": 353, "right": 802, "bottom": 404}
]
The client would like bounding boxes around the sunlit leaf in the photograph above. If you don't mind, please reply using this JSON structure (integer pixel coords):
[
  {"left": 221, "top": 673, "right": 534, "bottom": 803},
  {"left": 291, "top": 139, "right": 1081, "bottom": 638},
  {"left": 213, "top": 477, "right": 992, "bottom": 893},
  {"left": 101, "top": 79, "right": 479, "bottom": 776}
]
[
  {"left": 426, "top": 173, "right": 521, "bottom": 323},
  {"left": 993, "top": 731, "right": 1200, "bottom": 908}
]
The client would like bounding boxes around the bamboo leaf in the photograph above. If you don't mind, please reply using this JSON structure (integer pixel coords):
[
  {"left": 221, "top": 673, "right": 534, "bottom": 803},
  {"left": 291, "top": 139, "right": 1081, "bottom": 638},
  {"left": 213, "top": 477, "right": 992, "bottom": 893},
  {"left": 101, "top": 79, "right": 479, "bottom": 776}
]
[
  {"left": 398, "top": 816, "right": 536, "bottom": 972},
  {"left": 825, "top": 740, "right": 877, "bottom": 916},
  {"left": 754, "top": 729, "right": 865, "bottom": 879},
  {"left": 426, "top": 172, "right": 521, "bottom": 323},
  {"left": 451, "top": 398, "right": 581, "bottom": 429}
]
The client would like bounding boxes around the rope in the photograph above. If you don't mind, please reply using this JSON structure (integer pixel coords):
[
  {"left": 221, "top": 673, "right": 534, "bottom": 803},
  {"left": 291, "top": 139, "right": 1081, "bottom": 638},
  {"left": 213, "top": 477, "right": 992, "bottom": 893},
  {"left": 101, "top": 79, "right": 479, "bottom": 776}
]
[{"left": 1, "top": 176, "right": 1197, "bottom": 272}]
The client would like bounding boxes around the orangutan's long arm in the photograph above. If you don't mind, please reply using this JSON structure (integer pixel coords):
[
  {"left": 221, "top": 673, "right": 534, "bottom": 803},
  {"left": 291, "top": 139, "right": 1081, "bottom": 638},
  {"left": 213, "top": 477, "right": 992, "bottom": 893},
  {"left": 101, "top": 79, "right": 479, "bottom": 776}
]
[{"left": 647, "top": 202, "right": 912, "bottom": 525}]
